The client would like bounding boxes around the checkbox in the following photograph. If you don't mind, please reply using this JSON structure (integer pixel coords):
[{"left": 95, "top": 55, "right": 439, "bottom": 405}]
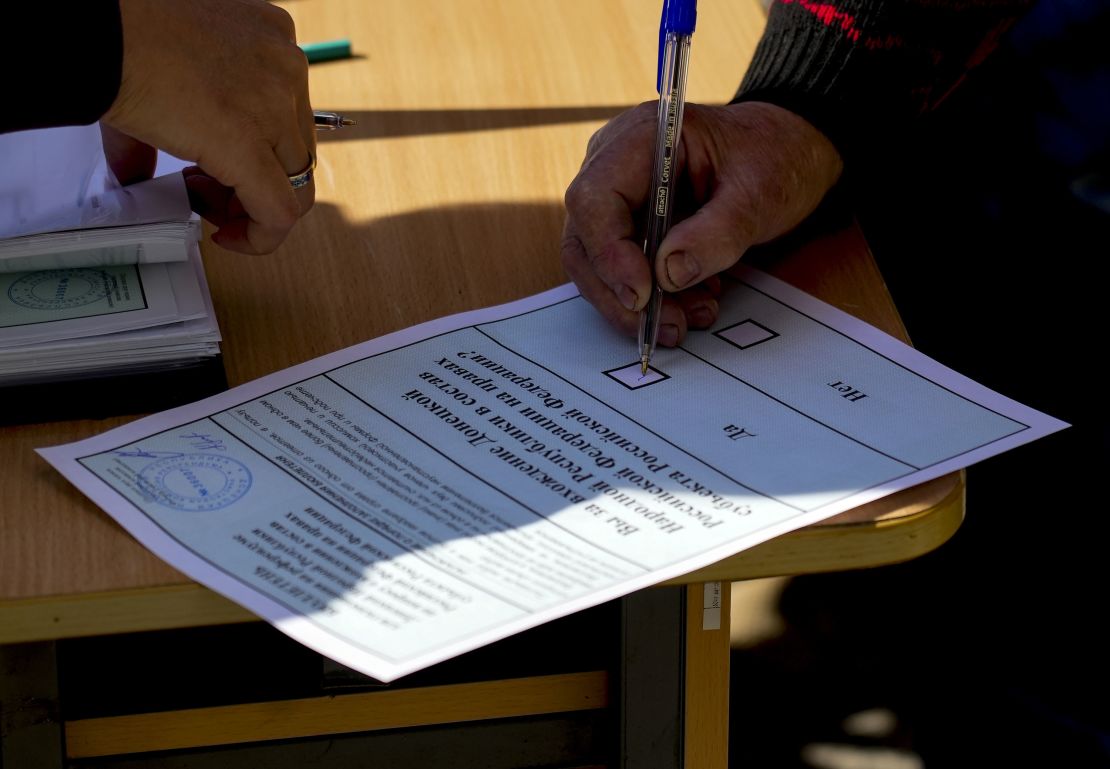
[
  {"left": 714, "top": 319, "right": 778, "bottom": 349},
  {"left": 604, "top": 362, "right": 670, "bottom": 389}
]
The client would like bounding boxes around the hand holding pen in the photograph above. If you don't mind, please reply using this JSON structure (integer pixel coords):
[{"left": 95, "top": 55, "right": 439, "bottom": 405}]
[
  {"left": 560, "top": 3, "right": 843, "bottom": 355},
  {"left": 639, "top": 0, "right": 697, "bottom": 373},
  {"left": 100, "top": 0, "right": 324, "bottom": 255},
  {"left": 184, "top": 111, "right": 354, "bottom": 249},
  {"left": 97, "top": 3, "right": 356, "bottom": 256},
  {"left": 279, "top": 111, "right": 356, "bottom": 189}
]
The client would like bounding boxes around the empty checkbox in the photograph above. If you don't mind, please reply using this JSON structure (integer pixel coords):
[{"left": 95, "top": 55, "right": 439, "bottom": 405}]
[{"left": 714, "top": 319, "right": 778, "bottom": 349}]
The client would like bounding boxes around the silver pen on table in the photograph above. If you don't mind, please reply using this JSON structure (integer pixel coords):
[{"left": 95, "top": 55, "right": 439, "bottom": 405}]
[
  {"left": 639, "top": 0, "right": 696, "bottom": 375},
  {"left": 313, "top": 110, "right": 357, "bottom": 130}
]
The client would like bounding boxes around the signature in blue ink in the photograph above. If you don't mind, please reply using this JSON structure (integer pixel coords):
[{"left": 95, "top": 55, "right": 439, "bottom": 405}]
[{"left": 180, "top": 432, "right": 227, "bottom": 452}]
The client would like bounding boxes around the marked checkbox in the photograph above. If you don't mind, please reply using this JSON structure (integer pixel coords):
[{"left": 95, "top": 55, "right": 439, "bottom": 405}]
[{"left": 604, "top": 362, "right": 670, "bottom": 389}]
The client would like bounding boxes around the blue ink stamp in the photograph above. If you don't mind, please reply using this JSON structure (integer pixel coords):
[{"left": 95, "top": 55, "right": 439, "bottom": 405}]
[
  {"left": 8, "top": 268, "right": 112, "bottom": 310},
  {"left": 137, "top": 454, "right": 252, "bottom": 511}
]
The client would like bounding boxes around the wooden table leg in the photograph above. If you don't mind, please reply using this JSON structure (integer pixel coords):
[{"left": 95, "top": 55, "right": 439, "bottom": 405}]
[
  {"left": 620, "top": 582, "right": 731, "bottom": 768},
  {"left": 684, "top": 582, "right": 730, "bottom": 769},
  {"left": 620, "top": 586, "right": 684, "bottom": 768}
]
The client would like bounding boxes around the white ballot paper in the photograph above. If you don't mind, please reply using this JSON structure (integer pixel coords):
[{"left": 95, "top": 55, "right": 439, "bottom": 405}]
[{"left": 39, "top": 267, "right": 1067, "bottom": 681}]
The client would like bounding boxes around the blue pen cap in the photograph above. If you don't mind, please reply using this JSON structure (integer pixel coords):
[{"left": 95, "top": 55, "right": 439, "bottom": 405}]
[
  {"left": 662, "top": 0, "right": 697, "bottom": 34},
  {"left": 657, "top": 0, "right": 697, "bottom": 91}
]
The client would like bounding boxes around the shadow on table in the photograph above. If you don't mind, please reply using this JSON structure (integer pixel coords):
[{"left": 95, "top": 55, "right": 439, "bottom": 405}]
[
  {"left": 313, "top": 106, "right": 634, "bottom": 141},
  {"left": 204, "top": 199, "right": 573, "bottom": 384}
]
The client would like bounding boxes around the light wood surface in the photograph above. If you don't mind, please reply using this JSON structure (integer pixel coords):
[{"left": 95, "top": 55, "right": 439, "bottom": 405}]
[
  {"left": 64, "top": 670, "right": 608, "bottom": 758},
  {"left": 684, "top": 582, "right": 732, "bottom": 769},
  {"left": 0, "top": 0, "right": 960, "bottom": 644}
]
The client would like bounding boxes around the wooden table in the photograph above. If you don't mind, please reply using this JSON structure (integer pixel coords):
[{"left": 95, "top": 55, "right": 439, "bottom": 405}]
[{"left": 0, "top": 1, "right": 963, "bottom": 767}]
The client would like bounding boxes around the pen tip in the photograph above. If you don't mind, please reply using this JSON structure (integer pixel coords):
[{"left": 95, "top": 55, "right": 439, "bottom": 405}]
[
  {"left": 341, "top": 117, "right": 356, "bottom": 126},
  {"left": 640, "top": 359, "right": 648, "bottom": 376}
]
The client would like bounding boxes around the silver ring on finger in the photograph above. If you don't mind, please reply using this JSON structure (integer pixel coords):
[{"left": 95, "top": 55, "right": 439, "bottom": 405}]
[{"left": 288, "top": 153, "right": 316, "bottom": 189}]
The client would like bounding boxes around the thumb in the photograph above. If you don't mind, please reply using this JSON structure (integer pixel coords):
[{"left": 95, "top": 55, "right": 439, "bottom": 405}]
[
  {"left": 653, "top": 190, "right": 756, "bottom": 292},
  {"left": 99, "top": 123, "right": 158, "bottom": 186}
]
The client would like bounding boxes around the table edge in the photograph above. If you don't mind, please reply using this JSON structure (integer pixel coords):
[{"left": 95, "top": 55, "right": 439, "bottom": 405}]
[{"left": 0, "top": 471, "right": 964, "bottom": 643}]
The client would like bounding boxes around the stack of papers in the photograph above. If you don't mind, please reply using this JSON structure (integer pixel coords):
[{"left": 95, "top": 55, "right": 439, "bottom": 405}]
[{"left": 0, "top": 126, "right": 221, "bottom": 388}]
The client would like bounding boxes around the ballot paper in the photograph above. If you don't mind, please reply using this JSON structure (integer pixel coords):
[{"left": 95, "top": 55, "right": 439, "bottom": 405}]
[
  {"left": 0, "top": 240, "right": 220, "bottom": 385},
  {"left": 38, "top": 267, "right": 1067, "bottom": 682},
  {"left": 0, "top": 126, "right": 198, "bottom": 271},
  {"left": 0, "top": 126, "right": 220, "bottom": 388}
]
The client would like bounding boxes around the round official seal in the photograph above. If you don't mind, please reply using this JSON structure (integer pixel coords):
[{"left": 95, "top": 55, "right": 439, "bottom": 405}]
[
  {"left": 8, "top": 268, "right": 112, "bottom": 310},
  {"left": 138, "top": 454, "right": 253, "bottom": 512}
]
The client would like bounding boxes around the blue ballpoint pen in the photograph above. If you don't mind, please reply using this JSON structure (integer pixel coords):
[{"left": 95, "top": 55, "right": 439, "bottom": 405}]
[{"left": 639, "top": 0, "right": 697, "bottom": 375}]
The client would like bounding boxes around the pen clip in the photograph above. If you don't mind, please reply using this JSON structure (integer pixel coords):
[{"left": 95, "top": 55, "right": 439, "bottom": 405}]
[{"left": 657, "top": 0, "right": 698, "bottom": 92}]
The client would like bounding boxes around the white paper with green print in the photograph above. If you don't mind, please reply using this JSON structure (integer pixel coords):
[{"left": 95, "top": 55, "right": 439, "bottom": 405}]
[{"left": 0, "top": 258, "right": 199, "bottom": 346}]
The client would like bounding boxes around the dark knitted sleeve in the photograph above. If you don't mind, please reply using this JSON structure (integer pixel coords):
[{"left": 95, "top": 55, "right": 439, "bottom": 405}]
[
  {"left": 734, "top": 0, "right": 1034, "bottom": 160},
  {"left": 3, "top": 1, "right": 123, "bottom": 133}
]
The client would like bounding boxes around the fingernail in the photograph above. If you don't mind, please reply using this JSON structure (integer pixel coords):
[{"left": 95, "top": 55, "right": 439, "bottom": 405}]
[
  {"left": 688, "top": 302, "right": 716, "bottom": 328},
  {"left": 659, "top": 324, "right": 680, "bottom": 347},
  {"left": 665, "top": 251, "right": 699, "bottom": 289},
  {"left": 614, "top": 284, "right": 638, "bottom": 311}
]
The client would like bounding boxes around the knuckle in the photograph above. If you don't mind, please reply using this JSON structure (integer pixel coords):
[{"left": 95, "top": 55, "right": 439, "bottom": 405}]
[
  {"left": 274, "top": 196, "right": 301, "bottom": 229},
  {"left": 563, "top": 176, "right": 589, "bottom": 211},
  {"left": 713, "top": 189, "right": 759, "bottom": 248},
  {"left": 265, "top": 4, "right": 298, "bottom": 39},
  {"left": 593, "top": 240, "right": 626, "bottom": 272},
  {"left": 259, "top": 38, "right": 307, "bottom": 81},
  {"left": 298, "top": 186, "right": 316, "bottom": 214},
  {"left": 584, "top": 126, "right": 607, "bottom": 158},
  {"left": 559, "top": 232, "right": 586, "bottom": 267},
  {"left": 729, "top": 206, "right": 759, "bottom": 248},
  {"left": 281, "top": 43, "right": 310, "bottom": 80}
]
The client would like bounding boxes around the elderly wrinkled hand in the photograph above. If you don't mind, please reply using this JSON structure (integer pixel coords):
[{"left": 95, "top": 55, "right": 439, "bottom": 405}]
[{"left": 561, "top": 101, "right": 843, "bottom": 345}]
